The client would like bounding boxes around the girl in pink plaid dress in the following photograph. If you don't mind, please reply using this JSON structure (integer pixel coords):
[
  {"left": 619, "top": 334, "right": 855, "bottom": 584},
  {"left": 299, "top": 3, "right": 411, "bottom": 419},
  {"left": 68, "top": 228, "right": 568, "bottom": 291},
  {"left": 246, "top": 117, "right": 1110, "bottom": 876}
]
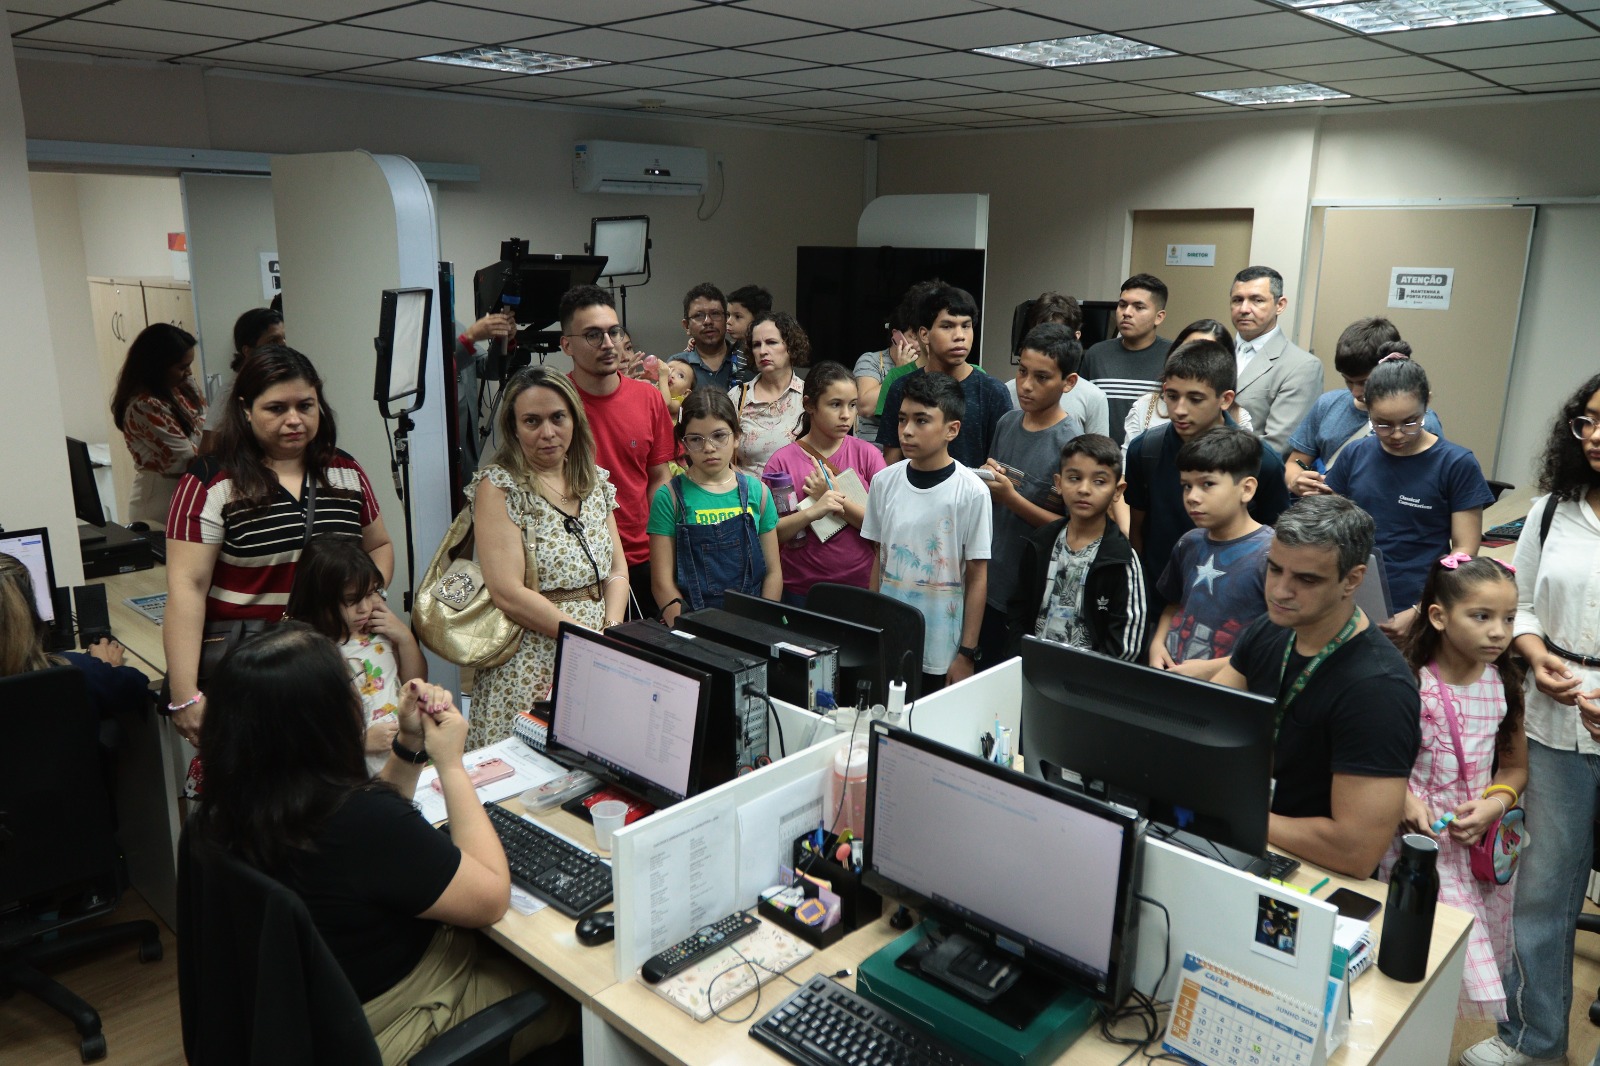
[{"left": 1380, "top": 553, "right": 1525, "bottom": 1020}]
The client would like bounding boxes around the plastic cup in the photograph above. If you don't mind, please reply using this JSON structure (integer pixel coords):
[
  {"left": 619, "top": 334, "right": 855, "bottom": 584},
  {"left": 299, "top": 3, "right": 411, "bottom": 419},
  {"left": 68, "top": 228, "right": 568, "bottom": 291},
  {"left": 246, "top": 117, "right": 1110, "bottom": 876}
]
[{"left": 591, "top": 800, "right": 629, "bottom": 853}]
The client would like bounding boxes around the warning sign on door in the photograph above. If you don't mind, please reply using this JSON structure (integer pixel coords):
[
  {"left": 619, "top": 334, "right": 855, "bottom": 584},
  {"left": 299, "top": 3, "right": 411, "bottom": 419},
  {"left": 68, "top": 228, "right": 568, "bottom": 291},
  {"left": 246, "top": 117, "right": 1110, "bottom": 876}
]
[{"left": 1388, "top": 267, "right": 1454, "bottom": 311}]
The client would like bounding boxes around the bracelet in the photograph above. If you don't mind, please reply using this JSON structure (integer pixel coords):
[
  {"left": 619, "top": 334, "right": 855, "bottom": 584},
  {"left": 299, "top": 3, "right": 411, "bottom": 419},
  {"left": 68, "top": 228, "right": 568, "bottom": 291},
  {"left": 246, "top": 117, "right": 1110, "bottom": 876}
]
[
  {"left": 604, "top": 574, "right": 628, "bottom": 585},
  {"left": 392, "top": 737, "right": 429, "bottom": 765},
  {"left": 163, "top": 692, "right": 203, "bottom": 716},
  {"left": 1482, "top": 784, "right": 1519, "bottom": 806},
  {"left": 603, "top": 619, "right": 623, "bottom": 630},
  {"left": 1487, "top": 797, "right": 1508, "bottom": 820}
]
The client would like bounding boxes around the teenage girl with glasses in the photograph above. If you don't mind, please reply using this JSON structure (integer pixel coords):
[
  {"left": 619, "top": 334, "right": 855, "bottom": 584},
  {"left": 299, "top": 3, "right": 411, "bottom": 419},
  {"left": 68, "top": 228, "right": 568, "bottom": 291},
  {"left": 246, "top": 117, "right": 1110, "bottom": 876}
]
[
  {"left": 647, "top": 388, "right": 782, "bottom": 626},
  {"left": 1326, "top": 350, "right": 1496, "bottom": 641}
]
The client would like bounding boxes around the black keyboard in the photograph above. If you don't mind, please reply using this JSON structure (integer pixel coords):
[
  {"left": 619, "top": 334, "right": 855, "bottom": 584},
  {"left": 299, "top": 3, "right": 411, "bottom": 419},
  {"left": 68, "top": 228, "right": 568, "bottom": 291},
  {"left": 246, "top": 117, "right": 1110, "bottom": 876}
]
[
  {"left": 752, "top": 975, "right": 982, "bottom": 1066},
  {"left": 1257, "top": 852, "right": 1301, "bottom": 882},
  {"left": 481, "top": 802, "right": 612, "bottom": 917}
]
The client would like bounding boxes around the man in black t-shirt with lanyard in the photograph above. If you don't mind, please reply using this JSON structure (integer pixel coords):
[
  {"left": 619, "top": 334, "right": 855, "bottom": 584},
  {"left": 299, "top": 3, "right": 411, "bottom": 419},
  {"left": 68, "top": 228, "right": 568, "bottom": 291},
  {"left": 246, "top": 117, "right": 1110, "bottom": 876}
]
[{"left": 1176, "top": 495, "right": 1419, "bottom": 878}]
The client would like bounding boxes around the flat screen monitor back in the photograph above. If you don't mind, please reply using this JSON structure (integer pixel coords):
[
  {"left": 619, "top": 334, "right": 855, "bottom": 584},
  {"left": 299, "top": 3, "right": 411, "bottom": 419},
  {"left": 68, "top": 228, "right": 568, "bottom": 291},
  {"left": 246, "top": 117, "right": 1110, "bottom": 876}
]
[
  {"left": 795, "top": 247, "right": 986, "bottom": 367},
  {"left": 65, "top": 437, "right": 106, "bottom": 528},
  {"left": 1019, "top": 636, "right": 1276, "bottom": 858},
  {"left": 721, "top": 590, "right": 886, "bottom": 705}
]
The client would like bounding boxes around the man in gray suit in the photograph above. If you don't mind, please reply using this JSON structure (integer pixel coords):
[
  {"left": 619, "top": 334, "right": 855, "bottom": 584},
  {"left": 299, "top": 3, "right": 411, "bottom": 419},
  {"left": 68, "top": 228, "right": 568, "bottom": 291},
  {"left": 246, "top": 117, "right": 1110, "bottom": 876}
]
[{"left": 1228, "top": 265, "right": 1324, "bottom": 455}]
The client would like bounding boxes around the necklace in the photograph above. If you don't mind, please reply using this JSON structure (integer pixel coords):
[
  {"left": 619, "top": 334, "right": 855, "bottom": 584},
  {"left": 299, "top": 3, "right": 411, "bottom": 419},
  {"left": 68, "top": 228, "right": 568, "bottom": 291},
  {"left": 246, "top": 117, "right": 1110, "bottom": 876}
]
[
  {"left": 692, "top": 472, "right": 736, "bottom": 492},
  {"left": 535, "top": 471, "right": 572, "bottom": 504}
]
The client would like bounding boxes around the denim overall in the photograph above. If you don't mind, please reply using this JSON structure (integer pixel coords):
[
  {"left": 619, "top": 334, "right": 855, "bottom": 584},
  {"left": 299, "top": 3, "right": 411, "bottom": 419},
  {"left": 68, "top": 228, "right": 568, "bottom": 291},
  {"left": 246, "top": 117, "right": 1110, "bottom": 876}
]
[{"left": 671, "top": 473, "right": 767, "bottom": 610}]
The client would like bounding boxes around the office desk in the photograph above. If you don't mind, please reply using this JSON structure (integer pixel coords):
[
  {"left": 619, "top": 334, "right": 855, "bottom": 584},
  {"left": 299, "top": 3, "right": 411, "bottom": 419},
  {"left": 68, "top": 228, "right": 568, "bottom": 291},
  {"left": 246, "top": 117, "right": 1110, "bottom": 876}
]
[
  {"left": 90, "top": 566, "right": 184, "bottom": 931},
  {"left": 570, "top": 856, "right": 1471, "bottom": 1066}
]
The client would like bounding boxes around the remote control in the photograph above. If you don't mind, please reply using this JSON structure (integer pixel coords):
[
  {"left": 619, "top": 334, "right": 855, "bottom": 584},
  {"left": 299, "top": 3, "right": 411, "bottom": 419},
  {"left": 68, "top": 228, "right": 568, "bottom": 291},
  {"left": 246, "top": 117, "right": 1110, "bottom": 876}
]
[{"left": 640, "top": 911, "right": 761, "bottom": 984}]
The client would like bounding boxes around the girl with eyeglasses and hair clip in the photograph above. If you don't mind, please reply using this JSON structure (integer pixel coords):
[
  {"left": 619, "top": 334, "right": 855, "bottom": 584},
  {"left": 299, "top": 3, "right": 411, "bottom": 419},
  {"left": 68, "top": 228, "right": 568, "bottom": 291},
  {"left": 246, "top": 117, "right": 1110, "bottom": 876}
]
[
  {"left": 648, "top": 387, "right": 782, "bottom": 626},
  {"left": 1462, "top": 373, "right": 1600, "bottom": 1066},
  {"left": 1325, "top": 349, "right": 1495, "bottom": 642},
  {"left": 466, "top": 366, "right": 628, "bottom": 750}
]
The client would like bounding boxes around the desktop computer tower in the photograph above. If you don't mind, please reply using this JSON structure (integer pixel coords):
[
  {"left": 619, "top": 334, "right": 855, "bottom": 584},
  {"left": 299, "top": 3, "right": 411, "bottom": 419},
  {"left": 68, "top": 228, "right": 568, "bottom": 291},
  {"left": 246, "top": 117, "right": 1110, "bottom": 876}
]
[
  {"left": 79, "top": 523, "right": 155, "bottom": 579},
  {"left": 609, "top": 621, "right": 769, "bottom": 788},
  {"left": 673, "top": 609, "right": 839, "bottom": 711}
]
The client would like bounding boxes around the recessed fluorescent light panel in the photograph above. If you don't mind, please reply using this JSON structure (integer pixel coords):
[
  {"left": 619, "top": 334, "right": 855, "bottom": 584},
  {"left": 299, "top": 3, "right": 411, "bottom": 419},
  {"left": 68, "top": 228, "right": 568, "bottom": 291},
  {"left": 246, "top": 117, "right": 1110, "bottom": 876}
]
[
  {"left": 975, "top": 34, "right": 1176, "bottom": 68},
  {"left": 1271, "top": 0, "right": 1554, "bottom": 34},
  {"left": 1196, "top": 83, "right": 1352, "bottom": 104},
  {"left": 419, "top": 46, "right": 605, "bottom": 75}
]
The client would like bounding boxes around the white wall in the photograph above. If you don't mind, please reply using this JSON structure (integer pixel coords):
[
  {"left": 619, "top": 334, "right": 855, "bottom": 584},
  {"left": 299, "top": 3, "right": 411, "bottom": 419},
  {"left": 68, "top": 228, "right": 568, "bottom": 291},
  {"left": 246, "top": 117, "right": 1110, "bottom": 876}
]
[
  {"left": 29, "top": 171, "right": 102, "bottom": 443},
  {"left": 0, "top": 34, "right": 80, "bottom": 582},
  {"left": 15, "top": 53, "right": 867, "bottom": 362},
  {"left": 74, "top": 173, "right": 183, "bottom": 278},
  {"left": 181, "top": 173, "right": 277, "bottom": 385}
]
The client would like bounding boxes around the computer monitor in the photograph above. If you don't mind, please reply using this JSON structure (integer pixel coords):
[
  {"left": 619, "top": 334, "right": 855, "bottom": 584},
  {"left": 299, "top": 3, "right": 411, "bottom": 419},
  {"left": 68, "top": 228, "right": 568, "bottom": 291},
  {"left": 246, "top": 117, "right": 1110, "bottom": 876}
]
[
  {"left": 721, "top": 591, "right": 889, "bottom": 705},
  {"left": 545, "top": 622, "right": 712, "bottom": 810},
  {"left": 1019, "top": 637, "right": 1277, "bottom": 860},
  {"left": 863, "top": 723, "right": 1142, "bottom": 1010},
  {"left": 65, "top": 437, "right": 106, "bottom": 528},
  {"left": 0, "top": 526, "right": 57, "bottom": 624}
]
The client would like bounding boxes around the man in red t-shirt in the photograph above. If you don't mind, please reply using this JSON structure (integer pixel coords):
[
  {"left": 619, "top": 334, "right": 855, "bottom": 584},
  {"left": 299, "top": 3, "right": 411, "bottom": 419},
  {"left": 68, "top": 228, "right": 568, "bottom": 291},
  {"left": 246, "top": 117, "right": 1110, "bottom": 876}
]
[{"left": 561, "top": 285, "right": 676, "bottom": 618}]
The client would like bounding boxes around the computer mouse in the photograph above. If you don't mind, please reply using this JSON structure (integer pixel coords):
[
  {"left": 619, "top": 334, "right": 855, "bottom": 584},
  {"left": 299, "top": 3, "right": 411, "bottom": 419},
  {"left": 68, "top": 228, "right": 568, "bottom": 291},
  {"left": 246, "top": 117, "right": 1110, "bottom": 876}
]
[{"left": 575, "top": 910, "right": 616, "bottom": 946}]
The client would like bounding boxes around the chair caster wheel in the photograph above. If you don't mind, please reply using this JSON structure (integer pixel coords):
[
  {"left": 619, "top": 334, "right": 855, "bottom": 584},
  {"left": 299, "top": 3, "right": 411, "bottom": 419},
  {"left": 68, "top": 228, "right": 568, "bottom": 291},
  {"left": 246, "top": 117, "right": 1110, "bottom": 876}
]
[
  {"left": 79, "top": 1032, "right": 107, "bottom": 1062},
  {"left": 1588, "top": 997, "right": 1600, "bottom": 1027},
  {"left": 139, "top": 940, "right": 163, "bottom": 963}
]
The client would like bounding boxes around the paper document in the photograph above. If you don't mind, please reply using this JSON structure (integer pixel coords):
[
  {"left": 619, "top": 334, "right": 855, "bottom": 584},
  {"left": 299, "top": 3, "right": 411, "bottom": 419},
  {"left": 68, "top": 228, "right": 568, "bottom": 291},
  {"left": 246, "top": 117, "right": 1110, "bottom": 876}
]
[
  {"left": 412, "top": 738, "right": 569, "bottom": 825},
  {"left": 734, "top": 769, "right": 828, "bottom": 904},
  {"left": 797, "top": 467, "right": 867, "bottom": 543},
  {"left": 124, "top": 593, "right": 167, "bottom": 625},
  {"left": 620, "top": 799, "right": 738, "bottom": 967}
]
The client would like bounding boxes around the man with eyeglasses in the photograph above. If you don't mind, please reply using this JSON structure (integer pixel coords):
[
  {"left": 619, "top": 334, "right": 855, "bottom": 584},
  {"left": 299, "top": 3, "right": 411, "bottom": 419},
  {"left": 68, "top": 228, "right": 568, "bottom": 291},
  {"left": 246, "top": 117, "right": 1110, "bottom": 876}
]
[
  {"left": 673, "top": 282, "right": 748, "bottom": 391},
  {"left": 559, "top": 285, "right": 676, "bottom": 619}
]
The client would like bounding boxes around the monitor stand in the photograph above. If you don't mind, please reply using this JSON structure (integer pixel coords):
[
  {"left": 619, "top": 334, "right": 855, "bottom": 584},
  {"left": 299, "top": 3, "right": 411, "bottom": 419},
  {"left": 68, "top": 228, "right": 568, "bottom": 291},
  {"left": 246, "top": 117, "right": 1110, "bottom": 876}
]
[{"left": 894, "top": 921, "right": 1061, "bottom": 1031}]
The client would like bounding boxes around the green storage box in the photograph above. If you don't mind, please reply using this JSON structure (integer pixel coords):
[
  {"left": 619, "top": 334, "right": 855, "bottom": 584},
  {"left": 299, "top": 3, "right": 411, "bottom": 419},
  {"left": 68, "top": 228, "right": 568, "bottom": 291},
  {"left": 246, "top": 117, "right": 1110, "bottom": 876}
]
[{"left": 855, "top": 922, "right": 1098, "bottom": 1066}]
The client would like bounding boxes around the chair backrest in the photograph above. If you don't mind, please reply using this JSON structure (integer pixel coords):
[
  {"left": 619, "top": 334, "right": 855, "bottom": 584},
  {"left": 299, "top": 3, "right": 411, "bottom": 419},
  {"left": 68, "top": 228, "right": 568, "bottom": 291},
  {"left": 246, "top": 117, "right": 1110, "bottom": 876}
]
[
  {"left": 804, "top": 583, "right": 925, "bottom": 702},
  {"left": 178, "top": 828, "right": 382, "bottom": 1066},
  {"left": 0, "top": 665, "right": 120, "bottom": 906}
]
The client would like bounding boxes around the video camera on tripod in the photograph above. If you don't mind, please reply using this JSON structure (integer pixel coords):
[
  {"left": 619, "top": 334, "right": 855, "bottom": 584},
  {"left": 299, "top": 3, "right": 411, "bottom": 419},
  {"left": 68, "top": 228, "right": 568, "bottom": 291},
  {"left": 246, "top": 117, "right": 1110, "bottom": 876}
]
[{"left": 472, "top": 237, "right": 608, "bottom": 379}]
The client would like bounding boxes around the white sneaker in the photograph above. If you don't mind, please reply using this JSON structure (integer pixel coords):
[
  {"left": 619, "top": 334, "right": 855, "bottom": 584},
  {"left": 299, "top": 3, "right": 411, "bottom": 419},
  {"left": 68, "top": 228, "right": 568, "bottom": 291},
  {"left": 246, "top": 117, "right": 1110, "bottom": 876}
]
[{"left": 1459, "top": 1037, "right": 1565, "bottom": 1066}]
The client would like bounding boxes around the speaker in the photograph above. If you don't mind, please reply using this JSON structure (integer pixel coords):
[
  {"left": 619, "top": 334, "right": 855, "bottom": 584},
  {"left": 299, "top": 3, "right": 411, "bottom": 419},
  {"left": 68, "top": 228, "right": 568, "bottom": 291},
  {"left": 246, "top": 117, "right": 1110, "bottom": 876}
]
[{"left": 72, "top": 584, "right": 111, "bottom": 647}]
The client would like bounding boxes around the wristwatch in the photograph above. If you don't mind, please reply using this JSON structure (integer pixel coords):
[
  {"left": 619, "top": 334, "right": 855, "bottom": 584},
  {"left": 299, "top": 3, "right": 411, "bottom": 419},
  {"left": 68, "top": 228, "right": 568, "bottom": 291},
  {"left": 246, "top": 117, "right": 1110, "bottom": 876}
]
[{"left": 957, "top": 645, "right": 982, "bottom": 663}]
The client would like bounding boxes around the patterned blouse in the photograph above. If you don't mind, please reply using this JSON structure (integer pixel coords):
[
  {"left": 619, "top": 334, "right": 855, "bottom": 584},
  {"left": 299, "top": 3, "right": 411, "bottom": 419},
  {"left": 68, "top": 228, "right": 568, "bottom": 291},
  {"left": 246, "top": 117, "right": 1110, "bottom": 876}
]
[{"left": 123, "top": 387, "right": 206, "bottom": 474}]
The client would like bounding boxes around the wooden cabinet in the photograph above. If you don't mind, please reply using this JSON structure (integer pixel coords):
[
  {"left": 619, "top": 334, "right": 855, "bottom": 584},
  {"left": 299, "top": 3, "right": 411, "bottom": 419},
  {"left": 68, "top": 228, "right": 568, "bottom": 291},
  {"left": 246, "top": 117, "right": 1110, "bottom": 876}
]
[{"left": 86, "top": 277, "right": 194, "bottom": 524}]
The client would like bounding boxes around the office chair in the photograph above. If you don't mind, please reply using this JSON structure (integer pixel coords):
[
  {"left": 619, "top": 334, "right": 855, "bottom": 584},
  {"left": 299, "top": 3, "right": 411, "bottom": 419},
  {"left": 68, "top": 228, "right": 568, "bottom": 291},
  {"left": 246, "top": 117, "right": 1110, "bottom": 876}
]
[
  {"left": 805, "top": 582, "right": 924, "bottom": 703},
  {"left": 178, "top": 827, "right": 554, "bottom": 1066},
  {"left": 0, "top": 665, "right": 162, "bottom": 1063}
]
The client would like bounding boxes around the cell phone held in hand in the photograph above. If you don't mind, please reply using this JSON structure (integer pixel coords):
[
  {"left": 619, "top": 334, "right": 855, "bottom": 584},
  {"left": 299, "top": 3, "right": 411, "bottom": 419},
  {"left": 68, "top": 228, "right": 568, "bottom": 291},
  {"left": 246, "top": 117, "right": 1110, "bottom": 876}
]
[{"left": 431, "top": 757, "right": 515, "bottom": 793}]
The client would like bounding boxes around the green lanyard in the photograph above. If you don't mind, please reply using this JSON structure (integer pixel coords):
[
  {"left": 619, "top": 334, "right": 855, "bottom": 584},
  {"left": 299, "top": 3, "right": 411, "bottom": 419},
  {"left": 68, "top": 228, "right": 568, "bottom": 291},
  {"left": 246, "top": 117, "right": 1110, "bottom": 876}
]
[{"left": 1276, "top": 609, "right": 1363, "bottom": 730}]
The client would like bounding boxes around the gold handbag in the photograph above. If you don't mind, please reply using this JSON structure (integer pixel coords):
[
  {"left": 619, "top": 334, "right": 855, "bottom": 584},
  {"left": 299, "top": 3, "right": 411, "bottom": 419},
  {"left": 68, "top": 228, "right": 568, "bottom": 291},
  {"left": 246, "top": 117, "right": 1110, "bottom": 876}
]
[{"left": 412, "top": 502, "right": 537, "bottom": 670}]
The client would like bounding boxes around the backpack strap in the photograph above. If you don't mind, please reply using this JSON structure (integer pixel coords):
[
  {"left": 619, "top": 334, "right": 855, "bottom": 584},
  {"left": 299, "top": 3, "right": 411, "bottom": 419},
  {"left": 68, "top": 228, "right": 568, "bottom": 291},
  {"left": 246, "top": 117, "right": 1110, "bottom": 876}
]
[
  {"left": 1539, "top": 496, "right": 1557, "bottom": 547},
  {"left": 1324, "top": 419, "right": 1373, "bottom": 472},
  {"left": 1137, "top": 427, "right": 1161, "bottom": 500},
  {"left": 670, "top": 475, "right": 690, "bottom": 525}
]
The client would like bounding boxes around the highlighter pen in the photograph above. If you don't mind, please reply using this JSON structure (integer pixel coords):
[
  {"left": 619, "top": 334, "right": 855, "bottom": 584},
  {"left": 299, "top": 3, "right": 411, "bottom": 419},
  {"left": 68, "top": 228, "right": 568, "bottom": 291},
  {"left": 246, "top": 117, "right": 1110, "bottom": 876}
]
[{"left": 1309, "top": 876, "right": 1331, "bottom": 896}]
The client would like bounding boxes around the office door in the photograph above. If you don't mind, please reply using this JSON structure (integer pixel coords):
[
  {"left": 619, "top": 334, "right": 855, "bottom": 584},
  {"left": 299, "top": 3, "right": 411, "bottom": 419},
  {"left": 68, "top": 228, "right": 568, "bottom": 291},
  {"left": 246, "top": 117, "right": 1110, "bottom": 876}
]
[
  {"left": 1130, "top": 209, "right": 1254, "bottom": 339},
  {"left": 1308, "top": 206, "right": 1535, "bottom": 473}
]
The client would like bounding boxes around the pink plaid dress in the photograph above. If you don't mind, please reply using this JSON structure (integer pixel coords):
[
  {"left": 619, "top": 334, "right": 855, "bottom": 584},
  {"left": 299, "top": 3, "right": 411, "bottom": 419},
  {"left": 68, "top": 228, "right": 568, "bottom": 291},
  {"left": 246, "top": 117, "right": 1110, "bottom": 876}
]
[{"left": 1379, "top": 664, "right": 1514, "bottom": 1021}]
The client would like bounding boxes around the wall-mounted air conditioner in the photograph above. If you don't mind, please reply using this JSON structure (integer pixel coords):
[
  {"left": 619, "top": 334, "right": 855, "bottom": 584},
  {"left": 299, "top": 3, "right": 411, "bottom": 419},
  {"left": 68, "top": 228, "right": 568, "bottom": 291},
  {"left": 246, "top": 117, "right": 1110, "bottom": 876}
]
[{"left": 573, "top": 140, "right": 708, "bottom": 197}]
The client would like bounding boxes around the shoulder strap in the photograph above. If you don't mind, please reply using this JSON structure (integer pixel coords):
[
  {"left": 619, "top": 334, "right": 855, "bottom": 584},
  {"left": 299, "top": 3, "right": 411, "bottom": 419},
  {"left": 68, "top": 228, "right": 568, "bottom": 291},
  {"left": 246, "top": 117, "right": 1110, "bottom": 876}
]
[
  {"left": 1539, "top": 496, "right": 1557, "bottom": 547},
  {"left": 1425, "top": 663, "right": 1473, "bottom": 786},
  {"left": 301, "top": 470, "right": 317, "bottom": 546},
  {"left": 795, "top": 438, "right": 842, "bottom": 478},
  {"left": 1138, "top": 428, "right": 1160, "bottom": 497},
  {"left": 1325, "top": 420, "right": 1372, "bottom": 472},
  {"left": 670, "top": 474, "right": 689, "bottom": 524}
]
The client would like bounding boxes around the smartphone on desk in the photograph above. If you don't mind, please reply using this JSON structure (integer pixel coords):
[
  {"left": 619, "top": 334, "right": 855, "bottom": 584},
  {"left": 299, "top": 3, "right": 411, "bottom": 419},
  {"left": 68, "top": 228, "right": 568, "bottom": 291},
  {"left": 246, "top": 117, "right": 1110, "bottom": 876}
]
[
  {"left": 431, "top": 757, "right": 514, "bottom": 793},
  {"left": 1325, "top": 887, "right": 1382, "bottom": 922}
]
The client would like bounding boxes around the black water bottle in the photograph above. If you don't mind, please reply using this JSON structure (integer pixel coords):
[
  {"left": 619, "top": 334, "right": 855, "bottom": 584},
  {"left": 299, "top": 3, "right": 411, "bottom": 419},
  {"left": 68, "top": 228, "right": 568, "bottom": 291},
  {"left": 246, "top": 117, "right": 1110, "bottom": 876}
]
[{"left": 1378, "top": 833, "right": 1439, "bottom": 982}]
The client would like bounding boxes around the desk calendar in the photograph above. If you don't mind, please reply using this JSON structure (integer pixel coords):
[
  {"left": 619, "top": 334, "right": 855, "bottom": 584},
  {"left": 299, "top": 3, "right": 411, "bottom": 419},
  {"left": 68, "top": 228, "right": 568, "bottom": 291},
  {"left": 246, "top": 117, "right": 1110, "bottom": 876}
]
[{"left": 1162, "top": 953, "right": 1322, "bottom": 1066}]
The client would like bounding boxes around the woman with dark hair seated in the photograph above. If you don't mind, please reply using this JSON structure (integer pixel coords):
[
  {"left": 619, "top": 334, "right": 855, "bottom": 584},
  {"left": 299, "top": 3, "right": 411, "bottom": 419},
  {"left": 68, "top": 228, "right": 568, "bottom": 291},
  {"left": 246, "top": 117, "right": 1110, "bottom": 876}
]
[{"left": 188, "top": 623, "right": 572, "bottom": 1064}]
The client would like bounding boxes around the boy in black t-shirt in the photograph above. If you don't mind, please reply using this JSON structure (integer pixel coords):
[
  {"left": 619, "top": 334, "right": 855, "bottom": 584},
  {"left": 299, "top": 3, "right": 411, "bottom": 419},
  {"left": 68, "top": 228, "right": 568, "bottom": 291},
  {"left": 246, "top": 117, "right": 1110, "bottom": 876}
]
[{"left": 1176, "top": 495, "right": 1418, "bottom": 878}]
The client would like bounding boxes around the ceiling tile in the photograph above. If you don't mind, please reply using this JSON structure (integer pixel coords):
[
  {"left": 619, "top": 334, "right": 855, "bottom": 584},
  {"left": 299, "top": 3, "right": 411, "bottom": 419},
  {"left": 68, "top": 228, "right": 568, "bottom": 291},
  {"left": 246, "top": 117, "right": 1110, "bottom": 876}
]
[
  {"left": 990, "top": 100, "right": 1117, "bottom": 118},
  {"left": 8, "top": 12, "right": 50, "bottom": 32},
  {"left": 472, "top": 72, "right": 637, "bottom": 95},
  {"left": 1376, "top": 86, "right": 1523, "bottom": 100},
  {"left": 13, "top": 39, "right": 174, "bottom": 62},
  {"left": 876, "top": 10, "right": 1089, "bottom": 50},
  {"left": 333, "top": 59, "right": 526, "bottom": 85},
  {"left": 510, "top": 27, "right": 699, "bottom": 63},
  {"left": 950, "top": 115, "right": 1046, "bottom": 127},
  {"left": 848, "top": 76, "right": 977, "bottom": 100},
  {"left": 193, "top": 42, "right": 387, "bottom": 72},
  {"left": 1380, "top": 14, "right": 1597, "bottom": 54},
  {"left": 15, "top": 20, "right": 233, "bottom": 56},
  {"left": 744, "top": 66, "right": 908, "bottom": 89},
  {"left": 266, "top": 24, "right": 476, "bottom": 60},
  {"left": 1521, "top": 79, "right": 1600, "bottom": 92},
  {"left": 74, "top": 0, "right": 315, "bottom": 40},
  {"left": 915, "top": 90, "right": 1062, "bottom": 109},
  {"left": 1143, "top": 70, "right": 1315, "bottom": 92},
  {"left": 1135, "top": 13, "right": 1346, "bottom": 54},
  {"left": 939, "top": 67, "right": 1103, "bottom": 91},
  {"left": 1087, "top": 56, "right": 1241, "bottom": 81},
  {"left": 993, "top": 0, "right": 1266, "bottom": 31},
  {"left": 1434, "top": 37, "right": 1600, "bottom": 69},
  {"left": 738, "top": 0, "right": 992, "bottom": 30},
  {"left": 857, "top": 50, "right": 1033, "bottom": 78},
  {"left": 185, "top": 58, "right": 331, "bottom": 78},
  {"left": 4, "top": 0, "right": 112, "bottom": 15},
  {"left": 244, "top": 0, "right": 409, "bottom": 18},
  {"left": 749, "top": 88, "right": 896, "bottom": 108},
  {"left": 349, "top": 4, "right": 577, "bottom": 45},
  {"left": 845, "top": 99, "right": 957, "bottom": 116},
  {"left": 1327, "top": 71, "right": 1494, "bottom": 94},
  {"left": 320, "top": 72, "right": 441, "bottom": 90},
  {"left": 455, "top": 0, "right": 702, "bottom": 22},
  {"left": 608, "top": 6, "right": 831, "bottom": 49},
  {"left": 563, "top": 88, "right": 783, "bottom": 114},
  {"left": 1024, "top": 81, "right": 1167, "bottom": 101},
  {"left": 537, "top": 63, "right": 698, "bottom": 89},
  {"left": 672, "top": 77, "right": 793, "bottom": 99},
  {"left": 742, "top": 31, "right": 940, "bottom": 65},
  {"left": 1212, "top": 39, "right": 1404, "bottom": 70},
  {"left": 641, "top": 48, "right": 816, "bottom": 77},
  {"left": 1486, "top": 58, "right": 1600, "bottom": 84},
  {"left": 1110, "top": 95, "right": 1239, "bottom": 113},
  {"left": 1276, "top": 56, "right": 1451, "bottom": 81}
]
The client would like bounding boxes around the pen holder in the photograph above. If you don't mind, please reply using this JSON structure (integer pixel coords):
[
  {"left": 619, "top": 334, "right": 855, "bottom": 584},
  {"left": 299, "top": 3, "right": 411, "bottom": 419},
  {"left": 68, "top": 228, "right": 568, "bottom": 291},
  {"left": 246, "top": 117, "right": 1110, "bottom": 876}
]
[{"left": 790, "top": 830, "right": 883, "bottom": 932}]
